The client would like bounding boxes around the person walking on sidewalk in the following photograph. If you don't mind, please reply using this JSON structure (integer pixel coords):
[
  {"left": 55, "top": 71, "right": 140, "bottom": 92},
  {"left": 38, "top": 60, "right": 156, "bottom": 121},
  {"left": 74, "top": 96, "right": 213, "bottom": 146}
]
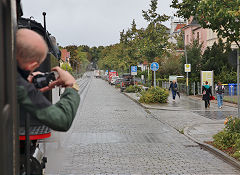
[
  {"left": 202, "top": 81, "right": 212, "bottom": 109},
  {"left": 215, "top": 81, "right": 224, "bottom": 108},
  {"left": 169, "top": 80, "right": 178, "bottom": 101}
]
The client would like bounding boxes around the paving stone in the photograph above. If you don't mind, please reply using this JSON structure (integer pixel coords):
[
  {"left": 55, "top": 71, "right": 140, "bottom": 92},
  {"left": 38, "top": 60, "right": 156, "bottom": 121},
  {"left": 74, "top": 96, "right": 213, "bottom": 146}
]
[{"left": 45, "top": 77, "right": 240, "bottom": 174}]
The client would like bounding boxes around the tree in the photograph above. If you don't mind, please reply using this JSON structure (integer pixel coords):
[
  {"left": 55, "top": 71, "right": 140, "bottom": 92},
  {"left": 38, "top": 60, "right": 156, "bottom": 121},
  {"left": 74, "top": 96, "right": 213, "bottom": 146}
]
[
  {"left": 171, "top": 0, "right": 240, "bottom": 47},
  {"left": 202, "top": 39, "right": 232, "bottom": 75},
  {"left": 64, "top": 45, "right": 79, "bottom": 70},
  {"left": 141, "top": 0, "right": 169, "bottom": 63},
  {"left": 183, "top": 40, "right": 202, "bottom": 82},
  {"left": 141, "top": 0, "right": 170, "bottom": 85}
]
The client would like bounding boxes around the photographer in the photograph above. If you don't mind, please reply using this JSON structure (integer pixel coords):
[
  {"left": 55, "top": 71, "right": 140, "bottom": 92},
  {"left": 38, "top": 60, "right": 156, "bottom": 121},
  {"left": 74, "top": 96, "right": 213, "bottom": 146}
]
[{"left": 16, "top": 29, "right": 80, "bottom": 131}]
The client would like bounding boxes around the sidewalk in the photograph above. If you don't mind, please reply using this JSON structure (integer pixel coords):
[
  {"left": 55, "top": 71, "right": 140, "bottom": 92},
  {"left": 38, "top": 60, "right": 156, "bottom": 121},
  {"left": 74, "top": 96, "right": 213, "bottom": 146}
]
[
  {"left": 125, "top": 92, "right": 237, "bottom": 140},
  {"left": 124, "top": 91, "right": 240, "bottom": 168}
]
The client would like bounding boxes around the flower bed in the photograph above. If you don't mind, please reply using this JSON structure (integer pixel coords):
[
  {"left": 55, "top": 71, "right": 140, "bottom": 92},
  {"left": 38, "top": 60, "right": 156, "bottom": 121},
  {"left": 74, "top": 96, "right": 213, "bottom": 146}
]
[{"left": 211, "top": 116, "right": 240, "bottom": 160}]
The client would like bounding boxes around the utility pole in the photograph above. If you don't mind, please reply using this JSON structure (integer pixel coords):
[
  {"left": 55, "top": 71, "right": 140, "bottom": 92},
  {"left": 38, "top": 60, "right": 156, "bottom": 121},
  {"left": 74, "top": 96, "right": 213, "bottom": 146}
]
[
  {"left": 237, "top": 49, "right": 240, "bottom": 117},
  {"left": 183, "top": 33, "right": 189, "bottom": 95}
]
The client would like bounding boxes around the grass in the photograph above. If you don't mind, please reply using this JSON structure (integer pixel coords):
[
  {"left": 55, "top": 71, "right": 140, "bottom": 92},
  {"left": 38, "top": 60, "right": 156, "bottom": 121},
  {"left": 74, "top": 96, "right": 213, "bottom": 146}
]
[{"left": 223, "top": 96, "right": 238, "bottom": 104}]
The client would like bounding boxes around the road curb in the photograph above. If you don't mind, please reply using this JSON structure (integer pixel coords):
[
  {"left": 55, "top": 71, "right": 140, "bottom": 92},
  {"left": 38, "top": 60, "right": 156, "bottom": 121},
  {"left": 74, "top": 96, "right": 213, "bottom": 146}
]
[
  {"left": 184, "top": 126, "right": 240, "bottom": 171},
  {"left": 123, "top": 92, "right": 186, "bottom": 111},
  {"left": 124, "top": 92, "right": 240, "bottom": 171},
  {"left": 122, "top": 92, "right": 148, "bottom": 109}
]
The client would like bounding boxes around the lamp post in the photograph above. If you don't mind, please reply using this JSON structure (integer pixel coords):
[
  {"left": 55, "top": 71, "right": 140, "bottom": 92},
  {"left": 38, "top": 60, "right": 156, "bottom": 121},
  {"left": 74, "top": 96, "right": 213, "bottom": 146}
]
[{"left": 182, "top": 32, "right": 189, "bottom": 95}]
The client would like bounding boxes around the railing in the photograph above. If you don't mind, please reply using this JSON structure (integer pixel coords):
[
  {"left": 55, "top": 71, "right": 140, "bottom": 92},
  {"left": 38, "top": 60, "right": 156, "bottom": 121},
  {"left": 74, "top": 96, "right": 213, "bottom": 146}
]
[{"left": 161, "top": 81, "right": 240, "bottom": 104}]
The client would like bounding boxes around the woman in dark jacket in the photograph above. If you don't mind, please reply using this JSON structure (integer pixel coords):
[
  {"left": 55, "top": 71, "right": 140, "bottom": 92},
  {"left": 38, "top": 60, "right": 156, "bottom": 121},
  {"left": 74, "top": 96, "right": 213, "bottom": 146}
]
[
  {"left": 202, "top": 81, "right": 212, "bottom": 108},
  {"left": 169, "top": 80, "right": 178, "bottom": 101}
]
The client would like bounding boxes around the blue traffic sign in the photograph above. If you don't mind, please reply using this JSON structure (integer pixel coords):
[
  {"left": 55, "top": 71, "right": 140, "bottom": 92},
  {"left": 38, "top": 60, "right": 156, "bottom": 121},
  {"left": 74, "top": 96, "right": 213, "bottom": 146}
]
[
  {"left": 150, "top": 62, "right": 159, "bottom": 71},
  {"left": 131, "top": 66, "right": 137, "bottom": 75},
  {"left": 131, "top": 66, "right": 137, "bottom": 72}
]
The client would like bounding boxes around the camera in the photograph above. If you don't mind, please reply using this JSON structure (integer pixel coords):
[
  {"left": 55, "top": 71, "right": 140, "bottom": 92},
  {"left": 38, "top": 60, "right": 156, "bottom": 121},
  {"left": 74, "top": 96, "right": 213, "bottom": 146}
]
[{"left": 32, "top": 72, "right": 57, "bottom": 89}]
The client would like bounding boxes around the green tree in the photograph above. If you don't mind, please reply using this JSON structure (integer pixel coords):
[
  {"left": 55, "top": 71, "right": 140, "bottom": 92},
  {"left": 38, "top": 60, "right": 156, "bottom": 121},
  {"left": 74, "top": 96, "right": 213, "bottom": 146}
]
[
  {"left": 202, "top": 39, "right": 232, "bottom": 75},
  {"left": 141, "top": 0, "right": 169, "bottom": 63},
  {"left": 183, "top": 40, "right": 202, "bottom": 82},
  {"left": 141, "top": 0, "right": 170, "bottom": 85},
  {"left": 171, "top": 0, "right": 240, "bottom": 47}
]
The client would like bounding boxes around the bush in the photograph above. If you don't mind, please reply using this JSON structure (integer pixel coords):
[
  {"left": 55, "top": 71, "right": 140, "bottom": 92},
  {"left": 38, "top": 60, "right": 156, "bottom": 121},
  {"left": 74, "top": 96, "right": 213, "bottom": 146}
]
[
  {"left": 225, "top": 116, "right": 240, "bottom": 133},
  {"left": 213, "top": 130, "right": 240, "bottom": 150},
  {"left": 125, "top": 85, "right": 142, "bottom": 93},
  {"left": 213, "top": 117, "right": 240, "bottom": 159},
  {"left": 139, "top": 86, "right": 169, "bottom": 104}
]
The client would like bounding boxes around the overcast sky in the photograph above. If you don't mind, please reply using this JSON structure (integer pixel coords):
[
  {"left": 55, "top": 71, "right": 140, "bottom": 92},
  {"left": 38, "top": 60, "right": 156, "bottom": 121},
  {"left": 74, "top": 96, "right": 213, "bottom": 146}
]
[{"left": 22, "top": 0, "right": 177, "bottom": 47}]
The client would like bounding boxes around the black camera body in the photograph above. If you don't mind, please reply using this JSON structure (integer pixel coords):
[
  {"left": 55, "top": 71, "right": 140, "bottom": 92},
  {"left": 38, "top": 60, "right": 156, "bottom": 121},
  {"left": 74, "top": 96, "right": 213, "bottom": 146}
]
[{"left": 32, "top": 72, "right": 56, "bottom": 89}]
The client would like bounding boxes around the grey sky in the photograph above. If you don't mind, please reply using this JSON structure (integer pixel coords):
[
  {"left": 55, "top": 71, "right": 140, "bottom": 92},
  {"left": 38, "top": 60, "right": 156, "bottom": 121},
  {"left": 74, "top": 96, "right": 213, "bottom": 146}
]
[{"left": 21, "top": 0, "right": 176, "bottom": 47}]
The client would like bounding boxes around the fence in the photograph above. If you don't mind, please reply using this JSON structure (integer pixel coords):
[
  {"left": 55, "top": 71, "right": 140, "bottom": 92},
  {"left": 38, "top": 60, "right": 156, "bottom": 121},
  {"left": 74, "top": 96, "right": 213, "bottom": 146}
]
[
  {"left": 161, "top": 81, "right": 240, "bottom": 104},
  {"left": 162, "top": 81, "right": 197, "bottom": 95}
]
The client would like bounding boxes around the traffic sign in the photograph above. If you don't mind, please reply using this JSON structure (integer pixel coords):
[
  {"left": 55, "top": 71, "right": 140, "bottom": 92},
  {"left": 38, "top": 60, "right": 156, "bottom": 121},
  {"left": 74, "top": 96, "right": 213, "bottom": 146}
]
[
  {"left": 185, "top": 64, "right": 191, "bottom": 72},
  {"left": 150, "top": 62, "right": 159, "bottom": 71},
  {"left": 131, "top": 66, "right": 137, "bottom": 75}
]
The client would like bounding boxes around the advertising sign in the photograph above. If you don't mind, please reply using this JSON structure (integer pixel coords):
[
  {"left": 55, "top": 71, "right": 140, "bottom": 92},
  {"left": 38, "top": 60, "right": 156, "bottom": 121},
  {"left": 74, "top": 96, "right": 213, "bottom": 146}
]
[{"left": 201, "top": 71, "right": 214, "bottom": 86}]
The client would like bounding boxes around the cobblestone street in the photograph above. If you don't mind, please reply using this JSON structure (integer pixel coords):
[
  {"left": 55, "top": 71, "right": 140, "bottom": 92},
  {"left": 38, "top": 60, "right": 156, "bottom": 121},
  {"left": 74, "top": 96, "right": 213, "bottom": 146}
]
[{"left": 45, "top": 78, "right": 240, "bottom": 175}]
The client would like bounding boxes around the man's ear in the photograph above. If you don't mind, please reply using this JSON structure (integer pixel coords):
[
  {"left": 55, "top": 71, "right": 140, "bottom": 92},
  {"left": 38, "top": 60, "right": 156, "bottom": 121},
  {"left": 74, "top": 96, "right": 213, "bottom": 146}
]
[{"left": 25, "top": 61, "right": 39, "bottom": 72}]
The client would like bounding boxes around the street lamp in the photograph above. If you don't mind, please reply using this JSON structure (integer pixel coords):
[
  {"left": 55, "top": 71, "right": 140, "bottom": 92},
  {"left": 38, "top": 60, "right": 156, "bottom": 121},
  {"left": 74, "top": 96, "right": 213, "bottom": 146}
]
[{"left": 182, "top": 32, "right": 189, "bottom": 95}]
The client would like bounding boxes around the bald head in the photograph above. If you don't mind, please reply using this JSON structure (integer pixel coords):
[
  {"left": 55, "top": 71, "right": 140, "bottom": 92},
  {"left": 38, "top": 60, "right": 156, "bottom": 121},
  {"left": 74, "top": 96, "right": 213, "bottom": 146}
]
[{"left": 16, "top": 29, "right": 48, "bottom": 69}]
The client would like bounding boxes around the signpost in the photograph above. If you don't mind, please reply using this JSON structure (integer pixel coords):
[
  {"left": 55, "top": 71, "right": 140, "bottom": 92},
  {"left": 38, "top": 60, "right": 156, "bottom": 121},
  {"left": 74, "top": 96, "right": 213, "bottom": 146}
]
[
  {"left": 131, "top": 66, "right": 137, "bottom": 85},
  {"left": 150, "top": 62, "right": 159, "bottom": 88},
  {"left": 184, "top": 64, "right": 191, "bottom": 95},
  {"left": 185, "top": 64, "right": 191, "bottom": 73}
]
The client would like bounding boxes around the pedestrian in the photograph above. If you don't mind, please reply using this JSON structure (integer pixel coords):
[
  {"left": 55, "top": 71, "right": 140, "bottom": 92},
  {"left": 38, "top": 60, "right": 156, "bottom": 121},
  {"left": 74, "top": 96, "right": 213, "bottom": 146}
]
[
  {"left": 169, "top": 80, "right": 178, "bottom": 101},
  {"left": 202, "top": 81, "right": 212, "bottom": 109},
  {"left": 215, "top": 81, "right": 224, "bottom": 108}
]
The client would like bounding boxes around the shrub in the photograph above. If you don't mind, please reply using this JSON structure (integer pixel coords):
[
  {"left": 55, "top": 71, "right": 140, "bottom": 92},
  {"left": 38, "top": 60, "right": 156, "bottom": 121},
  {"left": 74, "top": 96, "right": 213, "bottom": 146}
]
[
  {"left": 225, "top": 116, "right": 240, "bottom": 133},
  {"left": 125, "top": 85, "right": 142, "bottom": 93},
  {"left": 213, "top": 117, "right": 240, "bottom": 157},
  {"left": 213, "top": 130, "right": 240, "bottom": 150},
  {"left": 139, "top": 86, "right": 169, "bottom": 104},
  {"left": 115, "top": 84, "right": 120, "bottom": 88},
  {"left": 233, "top": 151, "right": 240, "bottom": 160}
]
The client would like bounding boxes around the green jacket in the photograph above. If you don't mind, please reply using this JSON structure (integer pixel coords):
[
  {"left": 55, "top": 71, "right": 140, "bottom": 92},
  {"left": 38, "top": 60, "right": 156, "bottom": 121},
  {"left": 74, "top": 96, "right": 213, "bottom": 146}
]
[{"left": 17, "top": 73, "right": 80, "bottom": 131}]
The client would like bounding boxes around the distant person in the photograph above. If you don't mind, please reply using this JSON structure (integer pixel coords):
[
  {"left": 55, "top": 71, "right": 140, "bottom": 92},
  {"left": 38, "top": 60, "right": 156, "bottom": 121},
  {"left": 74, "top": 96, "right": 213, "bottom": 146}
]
[
  {"left": 169, "top": 80, "right": 178, "bottom": 101},
  {"left": 202, "top": 81, "right": 212, "bottom": 109},
  {"left": 16, "top": 28, "right": 80, "bottom": 131},
  {"left": 215, "top": 81, "right": 225, "bottom": 108}
]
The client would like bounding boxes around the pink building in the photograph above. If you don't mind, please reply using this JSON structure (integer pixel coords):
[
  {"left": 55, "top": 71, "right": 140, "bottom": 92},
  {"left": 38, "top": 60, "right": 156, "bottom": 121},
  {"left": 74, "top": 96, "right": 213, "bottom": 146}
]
[
  {"left": 183, "top": 17, "right": 208, "bottom": 53},
  {"left": 60, "top": 49, "right": 70, "bottom": 63}
]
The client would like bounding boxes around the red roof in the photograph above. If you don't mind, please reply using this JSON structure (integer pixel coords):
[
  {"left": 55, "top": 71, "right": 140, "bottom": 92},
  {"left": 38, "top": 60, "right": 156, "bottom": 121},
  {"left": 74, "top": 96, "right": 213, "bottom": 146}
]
[
  {"left": 174, "top": 24, "right": 186, "bottom": 32},
  {"left": 61, "top": 49, "right": 68, "bottom": 62},
  {"left": 143, "top": 60, "right": 148, "bottom": 65}
]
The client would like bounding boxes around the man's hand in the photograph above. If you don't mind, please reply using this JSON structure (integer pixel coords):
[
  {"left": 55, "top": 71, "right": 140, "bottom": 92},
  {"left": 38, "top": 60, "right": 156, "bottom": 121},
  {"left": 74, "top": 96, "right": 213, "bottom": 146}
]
[
  {"left": 27, "top": 71, "right": 44, "bottom": 82},
  {"left": 51, "top": 66, "right": 76, "bottom": 87}
]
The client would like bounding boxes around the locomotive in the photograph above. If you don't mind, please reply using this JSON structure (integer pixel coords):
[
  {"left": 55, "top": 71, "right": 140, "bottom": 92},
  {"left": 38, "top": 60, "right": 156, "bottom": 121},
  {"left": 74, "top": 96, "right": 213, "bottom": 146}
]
[{"left": 0, "top": 0, "right": 61, "bottom": 174}]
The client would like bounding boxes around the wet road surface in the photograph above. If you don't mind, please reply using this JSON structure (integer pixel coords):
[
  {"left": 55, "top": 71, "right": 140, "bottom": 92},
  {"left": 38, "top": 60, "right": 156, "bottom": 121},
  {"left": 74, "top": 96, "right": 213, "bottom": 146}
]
[{"left": 44, "top": 77, "right": 240, "bottom": 175}]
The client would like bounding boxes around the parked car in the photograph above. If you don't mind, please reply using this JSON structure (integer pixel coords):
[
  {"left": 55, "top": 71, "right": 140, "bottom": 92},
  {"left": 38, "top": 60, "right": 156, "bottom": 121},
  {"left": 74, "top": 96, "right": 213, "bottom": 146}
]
[
  {"left": 120, "top": 73, "right": 134, "bottom": 92},
  {"left": 110, "top": 76, "right": 119, "bottom": 85},
  {"left": 108, "top": 71, "right": 118, "bottom": 84},
  {"left": 115, "top": 78, "right": 123, "bottom": 85}
]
